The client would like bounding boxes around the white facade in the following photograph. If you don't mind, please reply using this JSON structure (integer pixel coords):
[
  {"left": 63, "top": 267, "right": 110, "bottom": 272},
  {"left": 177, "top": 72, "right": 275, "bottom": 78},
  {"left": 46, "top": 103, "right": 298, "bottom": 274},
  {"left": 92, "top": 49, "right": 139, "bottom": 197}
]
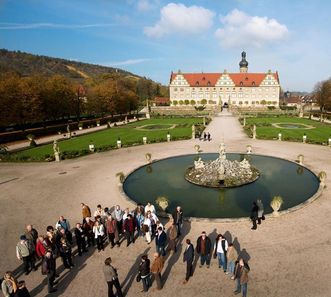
[{"left": 169, "top": 54, "right": 281, "bottom": 107}]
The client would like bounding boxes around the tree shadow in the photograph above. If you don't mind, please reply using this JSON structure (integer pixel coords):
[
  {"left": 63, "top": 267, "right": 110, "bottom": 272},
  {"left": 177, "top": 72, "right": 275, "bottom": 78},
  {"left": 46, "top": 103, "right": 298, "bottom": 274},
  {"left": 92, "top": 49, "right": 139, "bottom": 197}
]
[
  {"left": 161, "top": 220, "right": 191, "bottom": 285},
  {"left": 121, "top": 247, "right": 151, "bottom": 296}
]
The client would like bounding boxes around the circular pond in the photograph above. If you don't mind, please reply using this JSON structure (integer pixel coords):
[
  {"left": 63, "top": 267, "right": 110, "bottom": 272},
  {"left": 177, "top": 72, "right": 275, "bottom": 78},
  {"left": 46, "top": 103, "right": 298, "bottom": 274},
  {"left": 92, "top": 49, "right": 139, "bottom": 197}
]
[{"left": 123, "top": 153, "right": 320, "bottom": 219}]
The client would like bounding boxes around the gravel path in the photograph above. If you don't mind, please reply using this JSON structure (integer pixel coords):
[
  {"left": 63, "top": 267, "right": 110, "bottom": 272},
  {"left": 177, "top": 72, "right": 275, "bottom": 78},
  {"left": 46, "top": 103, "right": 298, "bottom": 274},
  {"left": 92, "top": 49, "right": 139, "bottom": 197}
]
[{"left": 0, "top": 111, "right": 330, "bottom": 297}]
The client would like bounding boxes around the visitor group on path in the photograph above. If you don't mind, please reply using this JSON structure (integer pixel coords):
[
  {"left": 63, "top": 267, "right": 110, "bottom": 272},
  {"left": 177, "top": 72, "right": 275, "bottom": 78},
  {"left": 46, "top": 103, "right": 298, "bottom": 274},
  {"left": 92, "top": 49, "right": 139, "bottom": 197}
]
[{"left": 0, "top": 200, "right": 264, "bottom": 297}]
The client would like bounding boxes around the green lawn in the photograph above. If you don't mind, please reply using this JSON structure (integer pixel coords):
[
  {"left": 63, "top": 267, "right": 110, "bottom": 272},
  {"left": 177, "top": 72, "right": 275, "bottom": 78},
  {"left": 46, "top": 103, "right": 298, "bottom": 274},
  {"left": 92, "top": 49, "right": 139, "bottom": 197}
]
[
  {"left": 243, "top": 116, "right": 331, "bottom": 144},
  {"left": 8, "top": 118, "right": 204, "bottom": 161}
]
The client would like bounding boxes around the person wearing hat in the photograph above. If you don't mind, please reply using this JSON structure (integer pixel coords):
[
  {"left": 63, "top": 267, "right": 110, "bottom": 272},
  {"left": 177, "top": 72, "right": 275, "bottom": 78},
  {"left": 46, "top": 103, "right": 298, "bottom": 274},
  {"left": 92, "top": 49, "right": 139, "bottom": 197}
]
[{"left": 16, "top": 235, "right": 35, "bottom": 275}]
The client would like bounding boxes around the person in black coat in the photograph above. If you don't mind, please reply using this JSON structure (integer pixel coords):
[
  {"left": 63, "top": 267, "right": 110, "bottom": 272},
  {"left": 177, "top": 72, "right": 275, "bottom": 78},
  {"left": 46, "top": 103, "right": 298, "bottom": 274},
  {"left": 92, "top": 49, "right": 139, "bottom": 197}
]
[
  {"left": 42, "top": 251, "right": 57, "bottom": 293},
  {"left": 250, "top": 201, "right": 259, "bottom": 230},
  {"left": 172, "top": 206, "right": 183, "bottom": 238},
  {"left": 155, "top": 227, "right": 167, "bottom": 256},
  {"left": 138, "top": 255, "right": 151, "bottom": 292},
  {"left": 183, "top": 239, "right": 194, "bottom": 284},
  {"left": 14, "top": 280, "right": 31, "bottom": 297},
  {"left": 74, "top": 223, "right": 87, "bottom": 256},
  {"left": 196, "top": 231, "right": 212, "bottom": 268}
]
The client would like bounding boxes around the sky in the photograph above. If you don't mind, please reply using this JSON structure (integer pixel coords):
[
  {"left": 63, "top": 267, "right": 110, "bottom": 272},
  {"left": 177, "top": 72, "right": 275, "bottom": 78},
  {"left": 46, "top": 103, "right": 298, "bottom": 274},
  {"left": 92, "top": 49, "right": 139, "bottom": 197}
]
[{"left": 0, "top": 0, "right": 330, "bottom": 92}]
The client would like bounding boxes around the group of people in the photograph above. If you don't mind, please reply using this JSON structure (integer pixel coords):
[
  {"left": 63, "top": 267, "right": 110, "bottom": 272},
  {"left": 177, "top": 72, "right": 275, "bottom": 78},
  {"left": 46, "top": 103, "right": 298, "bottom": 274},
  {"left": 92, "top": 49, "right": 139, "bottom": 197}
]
[
  {"left": 101, "top": 202, "right": 250, "bottom": 297},
  {"left": 131, "top": 229, "right": 250, "bottom": 297},
  {"left": 2, "top": 201, "right": 252, "bottom": 297}
]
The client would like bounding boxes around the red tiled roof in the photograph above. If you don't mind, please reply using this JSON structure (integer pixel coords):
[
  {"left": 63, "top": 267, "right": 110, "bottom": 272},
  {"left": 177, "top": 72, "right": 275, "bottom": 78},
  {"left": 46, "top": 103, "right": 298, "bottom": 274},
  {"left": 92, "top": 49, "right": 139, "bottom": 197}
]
[
  {"left": 181, "top": 73, "right": 221, "bottom": 87},
  {"left": 287, "top": 96, "right": 302, "bottom": 104},
  {"left": 170, "top": 72, "right": 279, "bottom": 87},
  {"left": 154, "top": 97, "right": 170, "bottom": 103},
  {"left": 228, "top": 73, "right": 266, "bottom": 87}
]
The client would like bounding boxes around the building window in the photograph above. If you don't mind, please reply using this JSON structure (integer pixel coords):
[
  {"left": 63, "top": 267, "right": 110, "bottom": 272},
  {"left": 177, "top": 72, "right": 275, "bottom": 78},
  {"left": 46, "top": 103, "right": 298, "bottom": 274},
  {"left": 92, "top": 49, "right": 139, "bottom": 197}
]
[
  {"left": 174, "top": 88, "right": 178, "bottom": 92},
  {"left": 180, "top": 88, "right": 184, "bottom": 92},
  {"left": 232, "top": 101, "right": 236, "bottom": 104}
]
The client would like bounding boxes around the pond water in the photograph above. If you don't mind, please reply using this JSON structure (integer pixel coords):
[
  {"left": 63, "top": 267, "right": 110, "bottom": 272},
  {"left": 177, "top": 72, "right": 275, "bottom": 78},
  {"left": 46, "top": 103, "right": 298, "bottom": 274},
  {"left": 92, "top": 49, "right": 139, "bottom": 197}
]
[{"left": 123, "top": 153, "right": 320, "bottom": 218}]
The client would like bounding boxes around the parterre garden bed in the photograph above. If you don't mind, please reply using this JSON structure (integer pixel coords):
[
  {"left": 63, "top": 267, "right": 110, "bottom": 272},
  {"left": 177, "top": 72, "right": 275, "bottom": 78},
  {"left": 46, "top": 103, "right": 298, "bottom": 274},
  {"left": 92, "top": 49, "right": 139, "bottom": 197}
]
[
  {"left": 241, "top": 116, "right": 331, "bottom": 144},
  {"left": 1, "top": 118, "right": 209, "bottom": 162}
]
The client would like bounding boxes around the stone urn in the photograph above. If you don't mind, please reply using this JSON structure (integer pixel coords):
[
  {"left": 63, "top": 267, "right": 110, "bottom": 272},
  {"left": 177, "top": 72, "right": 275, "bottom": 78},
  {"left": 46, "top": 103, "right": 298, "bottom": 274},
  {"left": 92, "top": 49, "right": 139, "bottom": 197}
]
[
  {"left": 117, "top": 138, "right": 122, "bottom": 148},
  {"left": 155, "top": 196, "right": 169, "bottom": 217},
  {"left": 246, "top": 145, "right": 252, "bottom": 154},
  {"left": 297, "top": 154, "right": 304, "bottom": 165},
  {"left": 116, "top": 172, "right": 125, "bottom": 186},
  {"left": 194, "top": 144, "right": 200, "bottom": 154},
  {"left": 145, "top": 153, "right": 152, "bottom": 163},
  {"left": 270, "top": 195, "right": 283, "bottom": 217},
  {"left": 303, "top": 134, "right": 307, "bottom": 143},
  {"left": 278, "top": 132, "right": 282, "bottom": 141},
  {"left": 143, "top": 136, "right": 147, "bottom": 145},
  {"left": 167, "top": 133, "right": 171, "bottom": 142},
  {"left": 318, "top": 171, "right": 327, "bottom": 187}
]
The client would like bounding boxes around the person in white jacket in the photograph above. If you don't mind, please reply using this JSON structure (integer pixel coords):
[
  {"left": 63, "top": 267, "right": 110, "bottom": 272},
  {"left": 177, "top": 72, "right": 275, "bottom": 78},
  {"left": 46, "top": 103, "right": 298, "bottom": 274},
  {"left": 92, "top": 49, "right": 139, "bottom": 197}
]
[{"left": 93, "top": 221, "right": 105, "bottom": 252}]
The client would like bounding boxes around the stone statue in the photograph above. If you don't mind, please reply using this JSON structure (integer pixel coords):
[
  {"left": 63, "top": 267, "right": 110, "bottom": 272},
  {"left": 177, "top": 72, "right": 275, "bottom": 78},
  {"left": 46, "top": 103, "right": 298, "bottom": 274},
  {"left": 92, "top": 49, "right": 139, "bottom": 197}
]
[
  {"left": 194, "top": 157, "right": 205, "bottom": 169},
  {"left": 240, "top": 158, "right": 250, "bottom": 169},
  {"left": 217, "top": 164, "right": 226, "bottom": 181},
  {"left": 66, "top": 124, "right": 71, "bottom": 138},
  {"left": 252, "top": 125, "right": 256, "bottom": 139},
  {"left": 53, "top": 140, "right": 60, "bottom": 162},
  {"left": 219, "top": 143, "right": 226, "bottom": 160}
]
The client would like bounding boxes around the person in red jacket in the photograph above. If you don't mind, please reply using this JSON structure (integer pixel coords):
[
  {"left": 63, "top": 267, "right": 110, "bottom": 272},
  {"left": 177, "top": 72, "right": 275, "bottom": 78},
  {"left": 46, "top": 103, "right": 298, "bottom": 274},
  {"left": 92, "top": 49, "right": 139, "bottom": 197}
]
[
  {"left": 36, "top": 236, "right": 47, "bottom": 259},
  {"left": 123, "top": 214, "right": 136, "bottom": 247}
]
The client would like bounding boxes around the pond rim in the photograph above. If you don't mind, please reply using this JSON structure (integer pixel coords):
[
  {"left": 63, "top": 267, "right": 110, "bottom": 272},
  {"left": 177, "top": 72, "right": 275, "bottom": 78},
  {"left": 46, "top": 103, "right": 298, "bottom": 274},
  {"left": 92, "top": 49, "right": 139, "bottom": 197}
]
[{"left": 119, "top": 152, "right": 323, "bottom": 222}]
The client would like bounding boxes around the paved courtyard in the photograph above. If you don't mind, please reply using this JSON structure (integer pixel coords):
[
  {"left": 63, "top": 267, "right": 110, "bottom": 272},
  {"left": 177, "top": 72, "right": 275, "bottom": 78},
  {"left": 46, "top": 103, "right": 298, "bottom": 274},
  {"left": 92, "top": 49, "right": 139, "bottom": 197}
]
[{"left": 1, "top": 111, "right": 330, "bottom": 297}]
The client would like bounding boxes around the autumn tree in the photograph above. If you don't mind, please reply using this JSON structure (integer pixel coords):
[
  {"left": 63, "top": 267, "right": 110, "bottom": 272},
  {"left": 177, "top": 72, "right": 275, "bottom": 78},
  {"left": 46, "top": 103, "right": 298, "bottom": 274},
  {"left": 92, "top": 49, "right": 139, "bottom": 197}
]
[
  {"left": 41, "top": 75, "right": 76, "bottom": 120},
  {"left": 314, "top": 79, "right": 331, "bottom": 112}
]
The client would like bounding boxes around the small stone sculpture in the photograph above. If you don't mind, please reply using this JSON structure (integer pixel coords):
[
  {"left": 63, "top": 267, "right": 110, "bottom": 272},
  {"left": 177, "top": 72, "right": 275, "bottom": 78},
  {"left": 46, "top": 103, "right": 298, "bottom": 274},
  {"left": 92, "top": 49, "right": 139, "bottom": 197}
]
[
  {"left": 194, "top": 157, "right": 205, "bottom": 169},
  {"left": 53, "top": 140, "right": 60, "bottom": 162}
]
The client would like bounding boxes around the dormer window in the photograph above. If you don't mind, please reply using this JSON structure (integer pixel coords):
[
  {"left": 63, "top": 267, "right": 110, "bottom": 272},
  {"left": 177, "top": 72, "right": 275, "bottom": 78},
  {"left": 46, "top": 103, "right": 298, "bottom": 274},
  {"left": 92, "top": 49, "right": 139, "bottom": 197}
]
[
  {"left": 202, "top": 77, "right": 206, "bottom": 80},
  {"left": 252, "top": 81, "right": 255, "bottom": 86},
  {"left": 245, "top": 77, "right": 248, "bottom": 81},
  {"left": 207, "top": 81, "right": 211, "bottom": 86},
  {"left": 240, "top": 81, "right": 243, "bottom": 86},
  {"left": 196, "top": 81, "right": 199, "bottom": 86}
]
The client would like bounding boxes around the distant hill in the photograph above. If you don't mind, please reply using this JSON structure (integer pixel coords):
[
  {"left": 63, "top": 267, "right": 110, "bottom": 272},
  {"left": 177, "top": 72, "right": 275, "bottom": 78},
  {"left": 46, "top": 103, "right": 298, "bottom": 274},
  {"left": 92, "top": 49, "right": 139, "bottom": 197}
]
[{"left": 0, "top": 48, "right": 138, "bottom": 80}]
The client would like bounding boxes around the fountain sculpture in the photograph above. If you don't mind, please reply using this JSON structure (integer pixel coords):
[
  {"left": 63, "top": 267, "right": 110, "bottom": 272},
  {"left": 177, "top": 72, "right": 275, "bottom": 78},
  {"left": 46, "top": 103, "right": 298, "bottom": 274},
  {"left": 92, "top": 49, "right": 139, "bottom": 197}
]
[{"left": 185, "top": 143, "right": 260, "bottom": 188}]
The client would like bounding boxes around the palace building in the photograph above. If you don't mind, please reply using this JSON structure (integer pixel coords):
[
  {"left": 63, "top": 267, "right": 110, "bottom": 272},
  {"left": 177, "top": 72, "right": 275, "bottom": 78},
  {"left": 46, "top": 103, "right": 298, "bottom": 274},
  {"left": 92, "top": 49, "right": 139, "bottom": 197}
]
[{"left": 169, "top": 52, "right": 280, "bottom": 107}]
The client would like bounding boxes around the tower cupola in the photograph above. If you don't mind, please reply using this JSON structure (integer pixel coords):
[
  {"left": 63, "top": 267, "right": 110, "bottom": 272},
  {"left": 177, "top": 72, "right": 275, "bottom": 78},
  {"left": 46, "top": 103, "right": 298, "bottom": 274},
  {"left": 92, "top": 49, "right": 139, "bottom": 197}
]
[{"left": 239, "top": 51, "right": 248, "bottom": 73}]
